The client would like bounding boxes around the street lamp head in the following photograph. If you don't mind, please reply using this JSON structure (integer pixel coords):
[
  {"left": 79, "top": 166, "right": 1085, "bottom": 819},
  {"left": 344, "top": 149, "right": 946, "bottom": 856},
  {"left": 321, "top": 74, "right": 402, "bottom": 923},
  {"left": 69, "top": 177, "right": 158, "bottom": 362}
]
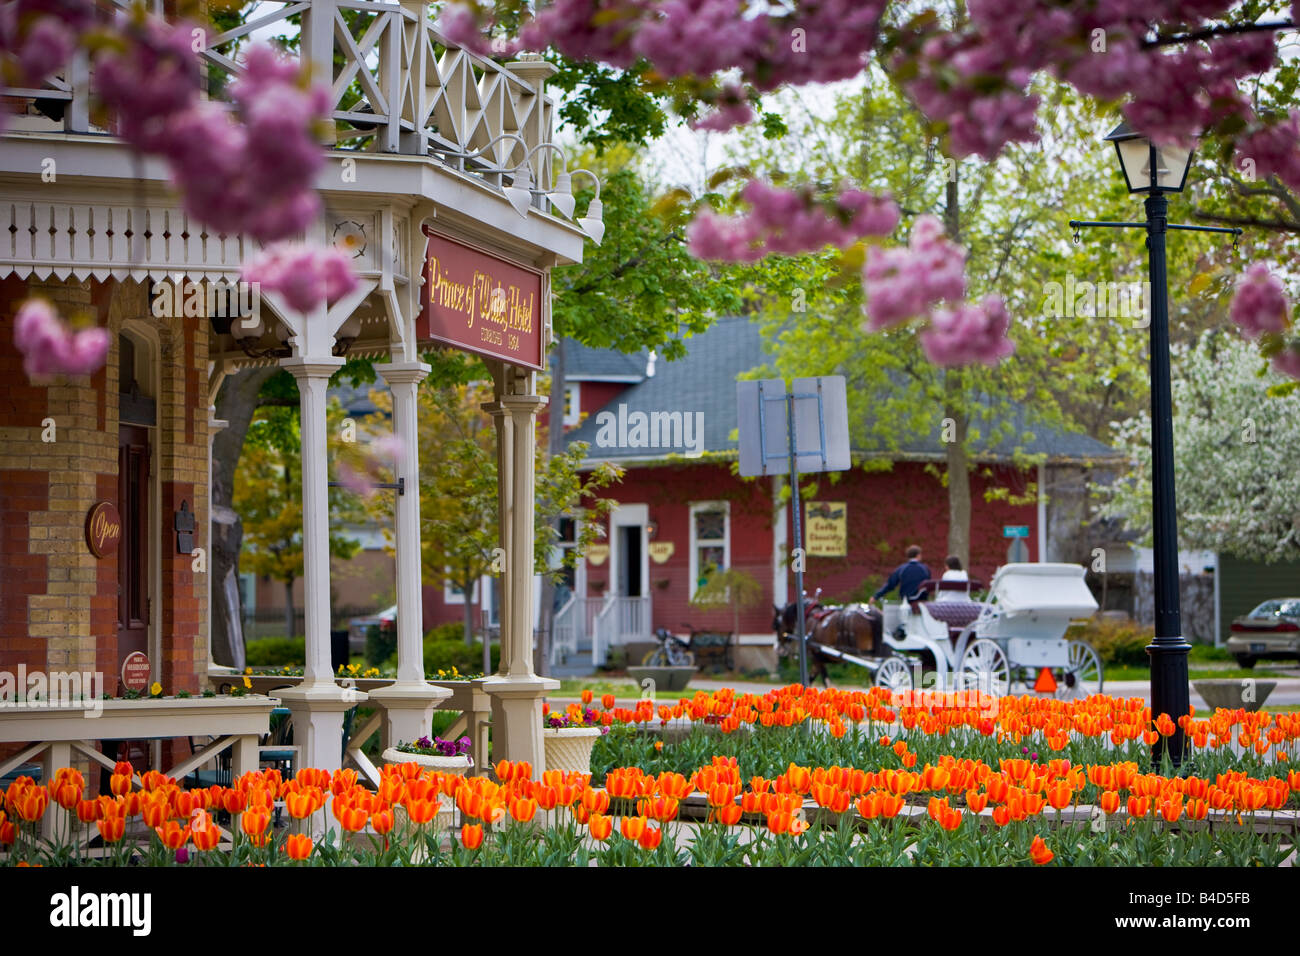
[{"left": 1104, "top": 121, "right": 1193, "bottom": 194}]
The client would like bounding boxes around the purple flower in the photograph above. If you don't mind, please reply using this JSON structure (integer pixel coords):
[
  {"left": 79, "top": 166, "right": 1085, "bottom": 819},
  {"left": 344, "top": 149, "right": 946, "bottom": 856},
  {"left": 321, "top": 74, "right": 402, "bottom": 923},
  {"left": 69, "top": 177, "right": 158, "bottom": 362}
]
[{"left": 175, "top": 847, "right": 189, "bottom": 864}]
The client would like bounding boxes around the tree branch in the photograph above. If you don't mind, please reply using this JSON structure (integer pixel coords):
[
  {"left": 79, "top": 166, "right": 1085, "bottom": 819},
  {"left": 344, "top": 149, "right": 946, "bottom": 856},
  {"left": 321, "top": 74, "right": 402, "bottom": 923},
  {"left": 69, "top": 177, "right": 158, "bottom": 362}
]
[
  {"left": 1143, "top": 20, "right": 1292, "bottom": 48},
  {"left": 1189, "top": 207, "right": 1300, "bottom": 233}
]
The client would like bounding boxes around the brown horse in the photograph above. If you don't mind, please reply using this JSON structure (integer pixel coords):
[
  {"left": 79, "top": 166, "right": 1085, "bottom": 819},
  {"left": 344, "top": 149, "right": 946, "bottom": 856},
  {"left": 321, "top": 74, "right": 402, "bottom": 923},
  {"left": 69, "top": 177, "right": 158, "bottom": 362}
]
[{"left": 772, "top": 599, "right": 884, "bottom": 685}]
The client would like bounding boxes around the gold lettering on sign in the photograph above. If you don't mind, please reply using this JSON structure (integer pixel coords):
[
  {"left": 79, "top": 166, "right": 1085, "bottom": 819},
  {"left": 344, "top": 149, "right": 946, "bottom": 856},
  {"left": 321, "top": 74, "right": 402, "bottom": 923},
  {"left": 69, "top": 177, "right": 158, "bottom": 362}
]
[
  {"left": 85, "top": 502, "right": 123, "bottom": 558},
  {"left": 427, "top": 256, "right": 535, "bottom": 339}
]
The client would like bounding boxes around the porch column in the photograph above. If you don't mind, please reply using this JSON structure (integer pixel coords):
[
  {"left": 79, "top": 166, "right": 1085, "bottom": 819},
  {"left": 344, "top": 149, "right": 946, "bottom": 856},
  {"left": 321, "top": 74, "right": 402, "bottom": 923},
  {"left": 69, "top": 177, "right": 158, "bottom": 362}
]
[
  {"left": 368, "top": 360, "right": 450, "bottom": 748},
  {"left": 476, "top": 381, "right": 557, "bottom": 771},
  {"left": 275, "top": 356, "right": 366, "bottom": 777}
]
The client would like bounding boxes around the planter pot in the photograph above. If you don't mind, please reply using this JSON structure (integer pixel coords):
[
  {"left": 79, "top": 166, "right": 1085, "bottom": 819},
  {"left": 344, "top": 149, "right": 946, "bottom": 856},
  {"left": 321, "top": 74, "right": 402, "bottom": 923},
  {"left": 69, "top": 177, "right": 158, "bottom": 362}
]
[
  {"left": 626, "top": 665, "right": 697, "bottom": 692},
  {"left": 542, "top": 727, "right": 603, "bottom": 775},
  {"left": 1192, "top": 679, "right": 1276, "bottom": 713},
  {"left": 381, "top": 748, "right": 473, "bottom": 833}
]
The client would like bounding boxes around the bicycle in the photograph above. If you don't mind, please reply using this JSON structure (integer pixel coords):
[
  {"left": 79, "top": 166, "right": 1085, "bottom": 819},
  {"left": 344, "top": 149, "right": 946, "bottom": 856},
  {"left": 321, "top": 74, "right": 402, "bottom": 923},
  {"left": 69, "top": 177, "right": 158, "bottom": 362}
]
[{"left": 642, "top": 627, "right": 694, "bottom": 667}]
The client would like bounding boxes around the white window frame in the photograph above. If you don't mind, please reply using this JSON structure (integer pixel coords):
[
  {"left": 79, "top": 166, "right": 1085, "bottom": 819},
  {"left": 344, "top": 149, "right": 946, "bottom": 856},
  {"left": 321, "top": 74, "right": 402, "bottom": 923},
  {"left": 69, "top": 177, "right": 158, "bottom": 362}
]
[
  {"left": 563, "top": 383, "right": 581, "bottom": 427},
  {"left": 443, "top": 575, "right": 481, "bottom": 605},
  {"left": 689, "top": 501, "right": 731, "bottom": 599}
]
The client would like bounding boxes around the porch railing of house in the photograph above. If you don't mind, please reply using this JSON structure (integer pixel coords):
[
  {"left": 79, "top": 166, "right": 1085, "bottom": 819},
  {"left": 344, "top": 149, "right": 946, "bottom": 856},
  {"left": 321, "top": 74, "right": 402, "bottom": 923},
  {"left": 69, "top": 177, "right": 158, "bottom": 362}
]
[
  {"left": 590, "top": 594, "right": 617, "bottom": 668},
  {"left": 1, "top": 0, "right": 557, "bottom": 197},
  {"left": 550, "top": 594, "right": 579, "bottom": 667},
  {"left": 588, "top": 594, "right": 653, "bottom": 666}
]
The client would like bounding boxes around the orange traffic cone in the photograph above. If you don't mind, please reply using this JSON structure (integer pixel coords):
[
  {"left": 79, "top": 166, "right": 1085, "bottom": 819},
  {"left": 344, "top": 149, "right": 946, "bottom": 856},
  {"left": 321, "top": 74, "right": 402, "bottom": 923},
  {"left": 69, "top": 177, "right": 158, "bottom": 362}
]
[{"left": 1034, "top": 668, "right": 1057, "bottom": 693}]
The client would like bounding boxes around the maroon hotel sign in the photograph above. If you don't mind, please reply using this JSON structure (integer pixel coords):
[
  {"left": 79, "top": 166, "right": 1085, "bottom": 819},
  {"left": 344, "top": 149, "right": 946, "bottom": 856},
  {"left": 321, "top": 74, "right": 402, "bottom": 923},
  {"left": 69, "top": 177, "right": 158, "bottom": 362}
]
[{"left": 420, "top": 229, "right": 544, "bottom": 370}]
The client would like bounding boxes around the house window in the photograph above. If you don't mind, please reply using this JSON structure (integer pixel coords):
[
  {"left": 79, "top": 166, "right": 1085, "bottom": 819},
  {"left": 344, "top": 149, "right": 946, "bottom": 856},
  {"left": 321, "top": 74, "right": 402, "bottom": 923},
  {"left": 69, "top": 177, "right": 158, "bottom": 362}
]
[
  {"left": 563, "top": 383, "right": 581, "bottom": 427},
  {"left": 689, "top": 502, "right": 730, "bottom": 597},
  {"left": 443, "top": 576, "right": 480, "bottom": 605},
  {"left": 557, "top": 516, "right": 578, "bottom": 592}
]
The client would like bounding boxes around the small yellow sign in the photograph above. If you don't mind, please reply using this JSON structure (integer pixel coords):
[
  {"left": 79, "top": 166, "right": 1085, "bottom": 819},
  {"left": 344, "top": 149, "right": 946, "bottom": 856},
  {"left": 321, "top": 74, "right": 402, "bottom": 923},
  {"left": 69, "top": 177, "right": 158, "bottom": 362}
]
[
  {"left": 805, "top": 501, "right": 847, "bottom": 557},
  {"left": 648, "top": 541, "right": 675, "bottom": 564},
  {"left": 586, "top": 544, "right": 609, "bottom": 566}
]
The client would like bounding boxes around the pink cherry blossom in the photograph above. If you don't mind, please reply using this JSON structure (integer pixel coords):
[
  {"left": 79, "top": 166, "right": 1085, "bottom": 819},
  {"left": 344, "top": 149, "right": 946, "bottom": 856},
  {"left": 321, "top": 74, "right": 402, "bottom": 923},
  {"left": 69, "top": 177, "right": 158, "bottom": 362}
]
[
  {"left": 920, "top": 295, "right": 1017, "bottom": 367},
  {"left": 335, "top": 461, "right": 374, "bottom": 499},
  {"left": 370, "top": 434, "right": 405, "bottom": 463},
  {"left": 862, "top": 215, "right": 966, "bottom": 330},
  {"left": 1271, "top": 344, "right": 1300, "bottom": 380},
  {"left": 689, "top": 85, "right": 755, "bottom": 133},
  {"left": 242, "top": 243, "right": 359, "bottom": 315},
  {"left": 688, "top": 180, "right": 898, "bottom": 262},
  {"left": 12, "top": 298, "right": 110, "bottom": 381},
  {"left": 1229, "top": 263, "right": 1290, "bottom": 339},
  {"left": 1235, "top": 112, "right": 1300, "bottom": 193}
]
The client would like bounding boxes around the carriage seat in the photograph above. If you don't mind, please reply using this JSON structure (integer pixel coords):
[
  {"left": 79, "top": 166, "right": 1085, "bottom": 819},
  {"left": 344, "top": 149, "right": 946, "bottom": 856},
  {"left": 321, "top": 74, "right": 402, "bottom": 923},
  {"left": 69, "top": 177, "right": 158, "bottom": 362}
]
[{"left": 924, "top": 600, "right": 985, "bottom": 644}]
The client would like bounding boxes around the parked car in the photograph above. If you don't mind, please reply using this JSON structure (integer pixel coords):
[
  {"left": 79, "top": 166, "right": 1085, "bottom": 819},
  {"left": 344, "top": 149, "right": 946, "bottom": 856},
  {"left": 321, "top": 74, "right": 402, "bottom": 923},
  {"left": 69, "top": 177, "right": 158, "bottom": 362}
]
[
  {"left": 1226, "top": 599, "right": 1300, "bottom": 668},
  {"left": 347, "top": 604, "right": 396, "bottom": 653}
]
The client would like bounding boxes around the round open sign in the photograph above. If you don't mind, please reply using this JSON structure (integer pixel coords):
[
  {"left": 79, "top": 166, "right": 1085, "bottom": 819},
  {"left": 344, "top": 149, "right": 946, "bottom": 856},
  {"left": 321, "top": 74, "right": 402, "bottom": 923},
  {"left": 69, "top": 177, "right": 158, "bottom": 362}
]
[
  {"left": 85, "top": 501, "right": 123, "bottom": 558},
  {"left": 120, "top": 651, "right": 150, "bottom": 692}
]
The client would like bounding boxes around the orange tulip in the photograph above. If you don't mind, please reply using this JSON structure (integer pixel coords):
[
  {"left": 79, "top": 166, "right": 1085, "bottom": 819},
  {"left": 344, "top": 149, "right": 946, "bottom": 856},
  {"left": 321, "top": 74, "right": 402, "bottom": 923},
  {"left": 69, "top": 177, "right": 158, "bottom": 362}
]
[
  {"left": 716, "top": 803, "right": 743, "bottom": 826},
  {"left": 241, "top": 808, "right": 271, "bottom": 845},
  {"left": 638, "top": 824, "right": 662, "bottom": 850},
  {"left": 601, "top": 693, "right": 616, "bottom": 710},
  {"left": 155, "top": 820, "right": 190, "bottom": 850},
  {"left": 140, "top": 792, "right": 169, "bottom": 829},
  {"left": 1099, "top": 791, "right": 1121, "bottom": 814},
  {"left": 509, "top": 796, "right": 538, "bottom": 823},
  {"left": 284, "top": 791, "right": 315, "bottom": 820},
  {"left": 222, "top": 788, "right": 247, "bottom": 815},
  {"left": 14, "top": 787, "right": 47, "bottom": 823},
  {"left": 96, "top": 814, "right": 125, "bottom": 844},
  {"left": 879, "top": 794, "right": 905, "bottom": 819},
  {"left": 901, "top": 752, "right": 918, "bottom": 769},
  {"left": 992, "top": 805, "right": 1011, "bottom": 827},
  {"left": 406, "top": 797, "right": 439, "bottom": 826},
  {"left": 1185, "top": 798, "right": 1208, "bottom": 821},
  {"left": 1030, "top": 835, "right": 1054, "bottom": 865},
  {"left": 285, "top": 833, "right": 312, "bottom": 861},
  {"left": 460, "top": 823, "right": 484, "bottom": 849},
  {"left": 1127, "top": 796, "right": 1150, "bottom": 818},
  {"left": 581, "top": 689, "right": 593, "bottom": 704},
  {"left": 965, "top": 790, "right": 988, "bottom": 814},
  {"left": 620, "top": 815, "right": 647, "bottom": 841},
  {"left": 190, "top": 811, "right": 220, "bottom": 852},
  {"left": 371, "top": 807, "right": 395, "bottom": 835},
  {"left": 1159, "top": 796, "right": 1183, "bottom": 824},
  {"left": 1046, "top": 781, "right": 1073, "bottom": 811},
  {"left": 581, "top": 788, "right": 610, "bottom": 814},
  {"left": 857, "top": 793, "right": 881, "bottom": 820},
  {"left": 75, "top": 798, "right": 102, "bottom": 824},
  {"left": 638, "top": 796, "right": 680, "bottom": 822},
  {"left": 588, "top": 813, "right": 613, "bottom": 841}
]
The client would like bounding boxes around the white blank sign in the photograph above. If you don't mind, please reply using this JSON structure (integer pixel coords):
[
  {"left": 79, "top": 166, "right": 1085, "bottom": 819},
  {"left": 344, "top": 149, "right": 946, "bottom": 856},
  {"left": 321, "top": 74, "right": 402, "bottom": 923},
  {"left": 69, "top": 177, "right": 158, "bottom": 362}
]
[{"left": 737, "top": 376, "right": 850, "bottom": 477}]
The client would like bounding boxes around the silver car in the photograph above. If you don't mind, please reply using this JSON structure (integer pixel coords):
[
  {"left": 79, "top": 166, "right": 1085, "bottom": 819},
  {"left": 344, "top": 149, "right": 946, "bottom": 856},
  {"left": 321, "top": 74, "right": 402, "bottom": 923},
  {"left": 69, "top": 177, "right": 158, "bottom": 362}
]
[{"left": 1226, "top": 599, "right": 1300, "bottom": 668}]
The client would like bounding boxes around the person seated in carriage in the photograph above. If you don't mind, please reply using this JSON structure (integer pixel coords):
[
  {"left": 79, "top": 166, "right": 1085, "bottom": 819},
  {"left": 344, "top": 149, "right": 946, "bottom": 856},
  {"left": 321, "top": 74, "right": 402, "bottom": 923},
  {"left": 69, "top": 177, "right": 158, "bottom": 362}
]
[
  {"left": 871, "top": 545, "right": 931, "bottom": 604},
  {"left": 936, "top": 555, "right": 970, "bottom": 602}
]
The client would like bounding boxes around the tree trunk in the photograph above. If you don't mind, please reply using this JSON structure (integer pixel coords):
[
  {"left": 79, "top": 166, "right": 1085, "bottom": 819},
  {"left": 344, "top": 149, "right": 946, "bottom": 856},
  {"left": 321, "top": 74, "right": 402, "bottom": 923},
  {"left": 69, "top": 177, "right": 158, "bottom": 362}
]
[
  {"left": 285, "top": 578, "right": 296, "bottom": 641},
  {"left": 210, "top": 367, "right": 277, "bottom": 668},
  {"left": 534, "top": 337, "right": 566, "bottom": 677},
  {"left": 942, "top": 169, "right": 972, "bottom": 569}
]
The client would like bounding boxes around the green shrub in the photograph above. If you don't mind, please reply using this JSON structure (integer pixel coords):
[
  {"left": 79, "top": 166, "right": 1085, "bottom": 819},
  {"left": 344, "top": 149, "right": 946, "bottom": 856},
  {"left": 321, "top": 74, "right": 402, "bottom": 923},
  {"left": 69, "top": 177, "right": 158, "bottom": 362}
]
[
  {"left": 414, "top": 625, "right": 499, "bottom": 677},
  {"left": 244, "top": 637, "right": 305, "bottom": 667},
  {"left": 365, "top": 622, "right": 398, "bottom": 667},
  {"left": 1065, "top": 618, "right": 1153, "bottom": 667}
]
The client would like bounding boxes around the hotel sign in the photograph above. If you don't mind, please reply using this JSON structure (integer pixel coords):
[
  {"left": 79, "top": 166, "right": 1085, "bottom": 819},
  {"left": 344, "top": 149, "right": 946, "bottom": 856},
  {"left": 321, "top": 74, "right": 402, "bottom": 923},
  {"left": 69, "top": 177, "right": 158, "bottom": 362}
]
[
  {"left": 420, "top": 228, "right": 545, "bottom": 370},
  {"left": 85, "top": 501, "right": 122, "bottom": 558}
]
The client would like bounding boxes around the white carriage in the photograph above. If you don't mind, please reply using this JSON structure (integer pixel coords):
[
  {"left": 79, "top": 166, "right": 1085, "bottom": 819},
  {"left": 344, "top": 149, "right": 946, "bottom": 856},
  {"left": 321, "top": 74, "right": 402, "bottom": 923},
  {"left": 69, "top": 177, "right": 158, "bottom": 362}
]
[{"left": 880, "top": 563, "right": 1103, "bottom": 697}]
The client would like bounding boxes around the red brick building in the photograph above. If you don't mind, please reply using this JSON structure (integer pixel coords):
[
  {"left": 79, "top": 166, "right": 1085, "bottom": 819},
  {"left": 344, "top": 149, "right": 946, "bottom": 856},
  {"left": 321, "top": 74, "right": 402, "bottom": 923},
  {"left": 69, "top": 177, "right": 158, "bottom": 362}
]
[{"left": 554, "top": 316, "right": 1118, "bottom": 669}]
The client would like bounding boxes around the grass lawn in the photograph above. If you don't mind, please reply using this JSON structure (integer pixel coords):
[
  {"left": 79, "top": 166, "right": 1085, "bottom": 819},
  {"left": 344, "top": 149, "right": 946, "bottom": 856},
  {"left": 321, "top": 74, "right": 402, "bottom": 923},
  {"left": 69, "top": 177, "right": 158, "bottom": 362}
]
[{"left": 1105, "top": 665, "right": 1291, "bottom": 681}]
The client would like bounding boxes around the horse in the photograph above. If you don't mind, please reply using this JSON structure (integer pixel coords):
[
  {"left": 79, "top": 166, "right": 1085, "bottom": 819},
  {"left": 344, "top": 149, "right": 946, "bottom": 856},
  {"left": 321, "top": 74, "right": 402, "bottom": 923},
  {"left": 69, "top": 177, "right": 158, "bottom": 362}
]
[{"left": 772, "top": 598, "right": 884, "bottom": 685}]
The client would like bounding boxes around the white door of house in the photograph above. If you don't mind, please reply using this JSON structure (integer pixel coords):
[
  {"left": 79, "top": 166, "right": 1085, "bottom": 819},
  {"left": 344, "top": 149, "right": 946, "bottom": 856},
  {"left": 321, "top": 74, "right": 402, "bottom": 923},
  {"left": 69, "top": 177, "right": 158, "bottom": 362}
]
[{"left": 608, "top": 504, "right": 651, "bottom": 642}]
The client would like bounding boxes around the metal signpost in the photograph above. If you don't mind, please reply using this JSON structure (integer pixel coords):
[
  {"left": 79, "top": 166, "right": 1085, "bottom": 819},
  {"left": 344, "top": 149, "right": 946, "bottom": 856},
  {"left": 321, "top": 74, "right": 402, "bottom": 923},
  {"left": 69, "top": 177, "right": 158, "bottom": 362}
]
[{"left": 738, "top": 377, "right": 850, "bottom": 686}]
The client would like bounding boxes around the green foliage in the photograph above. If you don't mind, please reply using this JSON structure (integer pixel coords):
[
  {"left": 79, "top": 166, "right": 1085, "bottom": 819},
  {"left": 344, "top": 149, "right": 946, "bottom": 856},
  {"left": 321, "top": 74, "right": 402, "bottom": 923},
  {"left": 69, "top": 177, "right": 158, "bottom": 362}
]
[
  {"left": 365, "top": 623, "right": 397, "bottom": 668},
  {"left": 244, "top": 636, "right": 306, "bottom": 667},
  {"left": 417, "top": 630, "right": 500, "bottom": 677},
  {"left": 1065, "top": 618, "right": 1153, "bottom": 667}
]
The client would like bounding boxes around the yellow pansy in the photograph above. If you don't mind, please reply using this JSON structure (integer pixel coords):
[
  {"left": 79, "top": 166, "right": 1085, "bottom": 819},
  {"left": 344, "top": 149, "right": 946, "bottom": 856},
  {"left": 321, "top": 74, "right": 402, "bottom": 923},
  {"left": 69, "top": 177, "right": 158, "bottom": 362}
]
[{"left": 149, "top": 682, "right": 163, "bottom": 697}]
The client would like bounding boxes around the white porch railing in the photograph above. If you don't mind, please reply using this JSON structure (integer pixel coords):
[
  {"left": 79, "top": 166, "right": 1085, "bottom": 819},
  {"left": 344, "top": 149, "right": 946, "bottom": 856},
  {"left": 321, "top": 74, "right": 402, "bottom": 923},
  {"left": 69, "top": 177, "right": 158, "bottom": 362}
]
[
  {"left": 1, "top": 0, "right": 558, "bottom": 194},
  {"left": 551, "top": 593, "right": 579, "bottom": 667},
  {"left": 588, "top": 594, "right": 653, "bottom": 666}
]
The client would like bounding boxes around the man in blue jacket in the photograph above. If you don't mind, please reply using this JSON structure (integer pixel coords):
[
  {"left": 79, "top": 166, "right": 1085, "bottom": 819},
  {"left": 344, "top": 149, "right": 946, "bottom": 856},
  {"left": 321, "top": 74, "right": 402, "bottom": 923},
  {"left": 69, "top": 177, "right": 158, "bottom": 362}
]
[{"left": 872, "top": 545, "right": 932, "bottom": 603}]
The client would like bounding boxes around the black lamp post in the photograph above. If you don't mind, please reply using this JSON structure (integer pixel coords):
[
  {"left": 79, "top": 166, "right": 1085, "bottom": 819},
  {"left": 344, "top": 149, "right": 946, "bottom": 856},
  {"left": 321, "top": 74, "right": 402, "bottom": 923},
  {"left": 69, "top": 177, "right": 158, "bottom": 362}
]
[{"left": 1070, "top": 122, "right": 1241, "bottom": 768}]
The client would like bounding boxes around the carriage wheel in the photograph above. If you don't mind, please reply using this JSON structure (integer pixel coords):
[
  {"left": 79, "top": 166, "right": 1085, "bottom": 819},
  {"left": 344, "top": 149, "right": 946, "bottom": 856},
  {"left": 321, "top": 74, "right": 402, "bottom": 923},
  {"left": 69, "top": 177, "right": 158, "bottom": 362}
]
[
  {"left": 873, "top": 656, "right": 914, "bottom": 694},
  {"left": 1056, "top": 641, "right": 1103, "bottom": 699},
  {"left": 958, "top": 639, "right": 1010, "bottom": 697}
]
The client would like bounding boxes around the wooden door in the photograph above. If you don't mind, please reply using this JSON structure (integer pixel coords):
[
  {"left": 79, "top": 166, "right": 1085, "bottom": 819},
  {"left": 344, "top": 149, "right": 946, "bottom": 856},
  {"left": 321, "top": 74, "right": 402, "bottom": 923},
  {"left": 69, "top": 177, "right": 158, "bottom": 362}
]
[{"left": 116, "top": 424, "right": 150, "bottom": 675}]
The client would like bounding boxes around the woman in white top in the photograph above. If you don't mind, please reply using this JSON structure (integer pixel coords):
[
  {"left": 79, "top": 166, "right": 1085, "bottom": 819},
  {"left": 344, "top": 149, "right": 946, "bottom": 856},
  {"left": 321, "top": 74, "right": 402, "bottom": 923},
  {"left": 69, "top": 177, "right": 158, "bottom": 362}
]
[{"left": 936, "top": 555, "right": 969, "bottom": 601}]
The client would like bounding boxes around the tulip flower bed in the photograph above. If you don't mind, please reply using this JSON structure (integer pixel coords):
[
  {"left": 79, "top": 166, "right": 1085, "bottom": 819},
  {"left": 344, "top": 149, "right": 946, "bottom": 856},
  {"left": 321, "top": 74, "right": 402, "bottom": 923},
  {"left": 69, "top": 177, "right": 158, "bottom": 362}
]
[
  {"left": 1, "top": 744, "right": 1295, "bottom": 866},
  {"left": 588, "top": 686, "right": 1300, "bottom": 785}
]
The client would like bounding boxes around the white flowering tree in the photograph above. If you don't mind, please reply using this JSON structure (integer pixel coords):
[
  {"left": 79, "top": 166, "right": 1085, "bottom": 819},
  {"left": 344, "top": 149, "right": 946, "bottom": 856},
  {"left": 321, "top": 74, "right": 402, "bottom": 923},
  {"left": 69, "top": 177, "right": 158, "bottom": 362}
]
[{"left": 1102, "top": 330, "right": 1300, "bottom": 561}]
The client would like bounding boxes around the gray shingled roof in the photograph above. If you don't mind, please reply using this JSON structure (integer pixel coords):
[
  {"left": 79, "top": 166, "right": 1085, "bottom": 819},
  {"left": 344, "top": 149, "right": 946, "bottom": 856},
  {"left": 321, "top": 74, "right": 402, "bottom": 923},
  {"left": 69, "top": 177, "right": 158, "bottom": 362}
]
[
  {"left": 562, "top": 339, "right": 649, "bottom": 381},
  {"left": 565, "top": 316, "right": 1120, "bottom": 464}
]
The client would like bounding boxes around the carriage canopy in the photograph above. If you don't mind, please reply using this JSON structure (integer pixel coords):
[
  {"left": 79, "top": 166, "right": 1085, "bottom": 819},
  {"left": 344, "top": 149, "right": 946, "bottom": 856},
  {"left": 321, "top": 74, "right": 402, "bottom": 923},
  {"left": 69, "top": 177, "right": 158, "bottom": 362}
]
[{"left": 987, "top": 563, "right": 1099, "bottom": 617}]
